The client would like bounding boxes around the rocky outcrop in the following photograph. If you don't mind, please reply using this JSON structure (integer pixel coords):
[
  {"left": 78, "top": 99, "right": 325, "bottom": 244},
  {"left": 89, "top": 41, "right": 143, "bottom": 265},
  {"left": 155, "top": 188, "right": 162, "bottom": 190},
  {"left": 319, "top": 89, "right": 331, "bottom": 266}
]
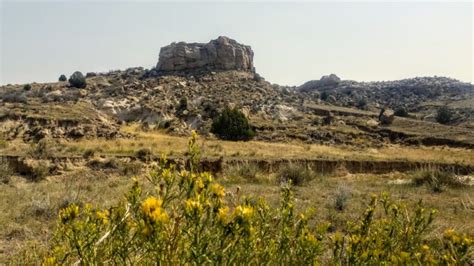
[
  {"left": 298, "top": 74, "right": 341, "bottom": 92},
  {"left": 379, "top": 108, "right": 395, "bottom": 125},
  {"left": 156, "top": 36, "right": 254, "bottom": 72},
  {"left": 298, "top": 76, "right": 473, "bottom": 116}
]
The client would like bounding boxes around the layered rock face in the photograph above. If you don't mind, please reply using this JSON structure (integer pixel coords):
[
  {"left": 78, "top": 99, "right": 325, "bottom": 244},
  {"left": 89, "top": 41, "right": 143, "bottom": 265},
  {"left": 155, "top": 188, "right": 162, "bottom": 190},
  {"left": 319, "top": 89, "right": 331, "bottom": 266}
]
[{"left": 156, "top": 36, "right": 254, "bottom": 72}]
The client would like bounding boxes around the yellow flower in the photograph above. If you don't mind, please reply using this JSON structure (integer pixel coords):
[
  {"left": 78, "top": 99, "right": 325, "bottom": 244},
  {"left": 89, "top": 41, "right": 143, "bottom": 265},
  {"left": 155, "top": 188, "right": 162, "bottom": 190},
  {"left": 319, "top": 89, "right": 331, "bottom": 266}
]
[
  {"left": 42, "top": 256, "right": 57, "bottom": 266},
  {"left": 142, "top": 197, "right": 168, "bottom": 224},
  {"left": 421, "top": 245, "right": 429, "bottom": 252},
  {"left": 210, "top": 183, "right": 225, "bottom": 198},
  {"left": 304, "top": 232, "right": 317, "bottom": 245},
  {"left": 218, "top": 206, "right": 229, "bottom": 223},
  {"left": 463, "top": 237, "right": 472, "bottom": 245},
  {"left": 142, "top": 197, "right": 163, "bottom": 214},
  {"left": 96, "top": 210, "right": 109, "bottom": 225},
  {"left": 444, "top": 228, "right": 455, "bottom": 238},
  {"left": 332, "top": 232, "right": 343, "bottom": 243},
  {"left": 197, "top": 179, "right": 205, "bottom": 190},
  {"left": 185, "top": 199, "right": 203, "bottom": 215},
  {"left": 201, "top": 172, "right": 213, "bottom": 183},
  {"left": 233, "top": 205, "right": 254, "bottom": 221},
  {"left": 350, "top": 235, "right": 360, "bottom": 244},
  {"left": 59, "top": 204, "right": 79, "bottom": 223}
]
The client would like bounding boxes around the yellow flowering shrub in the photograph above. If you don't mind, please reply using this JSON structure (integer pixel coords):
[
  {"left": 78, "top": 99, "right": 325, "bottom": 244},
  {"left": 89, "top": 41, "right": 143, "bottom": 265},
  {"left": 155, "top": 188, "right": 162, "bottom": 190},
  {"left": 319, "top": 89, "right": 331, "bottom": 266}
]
[
  {"left": 37, "top": 133, "right": 472, "bottom": 264},
  {"left": 331, "top": 193, "right": 473, "bottom": 265}
]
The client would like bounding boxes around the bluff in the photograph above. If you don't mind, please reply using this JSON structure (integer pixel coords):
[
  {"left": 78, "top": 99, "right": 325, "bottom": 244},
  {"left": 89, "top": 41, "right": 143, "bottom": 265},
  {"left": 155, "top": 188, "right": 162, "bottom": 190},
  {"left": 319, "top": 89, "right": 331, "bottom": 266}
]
[{"left": 156, "top": 36, "right": 254, "bottom": 72}]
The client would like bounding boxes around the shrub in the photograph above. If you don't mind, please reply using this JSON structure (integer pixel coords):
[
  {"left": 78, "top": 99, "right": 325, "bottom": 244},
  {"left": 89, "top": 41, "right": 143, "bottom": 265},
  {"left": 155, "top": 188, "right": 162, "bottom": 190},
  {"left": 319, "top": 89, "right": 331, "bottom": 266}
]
[
  {"left": 412, "top": 168, "right": 465, "bottom": 193},
  {"left": 237, "top": 163, "right": 259, "bottom": 180},
  {"left": 86, "top": 157, "right": 119, "bottom": 170},
  {"left": 27, "top": 138, "right": 56, "bottom": 159},
  {"left": 356, "top": 99, "right": 367, "bottom": 109},
  {"left": 179, "top": 97, "right": 188, "bottom": 110},
  {"left": 0, "top": 158, "right": 12, "bottom": 184},
  {"left": 158, "top": 119, "right": 172, "bottom": 129},
  {"left": 86, "top": 72, "right": 97, "bottom": 78},
  {"left": 68, "top": 71, "right": 87, "bottom": 89},
  {"left": 331, "top": 193, "right": 472, "bottom": 265},
  {"left": 436, "top": 106, "right": 452, "bottom": 124},
  {"left": 320, "top": 91, "right": 330, "bottom": 101},
  {"left": 211, "top": 107, "right": 254, "bottom": 141},
  {"left": 333, "top": 184, "right": 351, "bottom": 211},
  {"left": 175, "top": 97, "right": 189, "bottom": 116},
  {"left": 227, "top": 163, "right": 259, "bottom": 181},
  {"left": 82, "top": 149, "right": 96, "bottom": 159},
  {"left": 0, "top": 133, "right": 8, "bottom": 149},
  {"left": 136, "top": 148, "right": 153, "bottom": 161},
  {"left": 29, "top": 161, "right": 50, "bottom": 181},
  {"left": 394, "top": 107, "right": 409, "bottom": 117},
  {"left": 278, "top": 164, "right": 313, "bottom": 186},
  {"left": 58, "top": 74, "right": 67, "bottom": 82},
  {"left": 2, "top": 91, "right": 28, "bottom": 103},
  {"left": 119, "top": 161, "right": 142, "bottom": 176},
  {"left": 23, "top": 84, "right": 32, "bottom": 91},
  {"left": 323, "top": 113, "right": 334, "bottom": 125}
]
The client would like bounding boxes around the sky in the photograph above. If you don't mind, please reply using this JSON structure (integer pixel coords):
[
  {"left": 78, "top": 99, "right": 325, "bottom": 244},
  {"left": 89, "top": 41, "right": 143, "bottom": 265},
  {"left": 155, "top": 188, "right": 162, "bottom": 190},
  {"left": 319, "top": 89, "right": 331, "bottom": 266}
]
[{"left": 1, "top": 1, "right": 472, "bottom": 86}]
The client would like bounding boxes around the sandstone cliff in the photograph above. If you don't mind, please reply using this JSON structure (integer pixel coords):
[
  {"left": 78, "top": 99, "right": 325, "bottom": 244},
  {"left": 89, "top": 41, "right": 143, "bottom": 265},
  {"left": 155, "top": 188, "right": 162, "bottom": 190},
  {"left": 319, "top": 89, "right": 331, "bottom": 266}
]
[{"left": 156, "top": 36, "right": 254, "bottom": 72}]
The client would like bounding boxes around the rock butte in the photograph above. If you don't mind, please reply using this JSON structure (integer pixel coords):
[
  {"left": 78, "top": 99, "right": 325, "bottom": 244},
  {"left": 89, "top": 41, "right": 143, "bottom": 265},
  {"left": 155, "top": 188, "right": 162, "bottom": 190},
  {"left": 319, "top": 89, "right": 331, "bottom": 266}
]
[{"left": 156, "top": 36, "right": 255, "bottom": 72}]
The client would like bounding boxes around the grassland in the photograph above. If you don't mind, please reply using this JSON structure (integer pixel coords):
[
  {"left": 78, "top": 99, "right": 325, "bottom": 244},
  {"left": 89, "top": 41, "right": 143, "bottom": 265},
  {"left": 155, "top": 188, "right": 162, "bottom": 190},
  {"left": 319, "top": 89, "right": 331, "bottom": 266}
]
[
  {"left": 1, "top": 162, "right": 473, "bottom": 262},
  {"left": 2, "top": 124, "right": 471, "bottom": 166},
  {"left": 0, "top": 124, "right": 473, "bottom": 262}
]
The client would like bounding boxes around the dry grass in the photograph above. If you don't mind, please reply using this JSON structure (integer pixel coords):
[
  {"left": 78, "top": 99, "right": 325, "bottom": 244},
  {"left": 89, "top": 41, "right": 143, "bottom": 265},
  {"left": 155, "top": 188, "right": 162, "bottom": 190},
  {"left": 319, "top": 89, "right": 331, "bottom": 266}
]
[
  {"left": 1, "top": 124, "right": 472, "bottom": 166},
  {"left": 224, "top": 172, "right": 474, "bottom": 235},
  {"left": 0, "top": 169, "right": 133, "bottom": 261},
  {"left": 0, "top": 101, "right": 108, "bottom": 122},
  {"left": 52, "top": 124, "right": 474, "bottom": 165}
]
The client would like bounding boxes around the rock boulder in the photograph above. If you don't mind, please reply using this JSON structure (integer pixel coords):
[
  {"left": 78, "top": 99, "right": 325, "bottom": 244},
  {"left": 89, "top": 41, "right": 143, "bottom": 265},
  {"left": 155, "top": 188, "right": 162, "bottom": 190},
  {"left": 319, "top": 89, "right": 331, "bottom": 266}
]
[{"left": 379, "top": 108, "right": 395, "bottom": 125}]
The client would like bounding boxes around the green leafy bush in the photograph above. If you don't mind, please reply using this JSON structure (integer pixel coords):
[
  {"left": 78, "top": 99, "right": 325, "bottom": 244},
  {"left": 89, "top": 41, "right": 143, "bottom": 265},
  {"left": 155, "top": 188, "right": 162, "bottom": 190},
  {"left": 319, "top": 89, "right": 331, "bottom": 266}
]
[
  {"left": 68, "top": 71, "right": 87, "bottom": 88},
  {"left": 211, "top": 107, "right": 254, "bottom": 141},
  {"left": 23, "top": 84, "right": 32, "bottom": 91},
  {"left": 58, "top": 74, "right": 67, "bottom": 82},
  {"left": 394, "top": 107, "right": 409, "bottom": 117},
  {"left": 321, "top": 91, "right": 330, "bottom": 101},
  {"left": 436, "top": 106, "right": 452, "bottom": 125}
]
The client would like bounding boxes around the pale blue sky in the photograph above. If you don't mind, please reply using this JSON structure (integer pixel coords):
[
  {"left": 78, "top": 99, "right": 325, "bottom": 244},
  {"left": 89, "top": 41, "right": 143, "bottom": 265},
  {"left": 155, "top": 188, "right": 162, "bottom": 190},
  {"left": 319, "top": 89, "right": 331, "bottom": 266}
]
[{"left": 1, "top": 1, "right": 472, "bottom": 85}]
